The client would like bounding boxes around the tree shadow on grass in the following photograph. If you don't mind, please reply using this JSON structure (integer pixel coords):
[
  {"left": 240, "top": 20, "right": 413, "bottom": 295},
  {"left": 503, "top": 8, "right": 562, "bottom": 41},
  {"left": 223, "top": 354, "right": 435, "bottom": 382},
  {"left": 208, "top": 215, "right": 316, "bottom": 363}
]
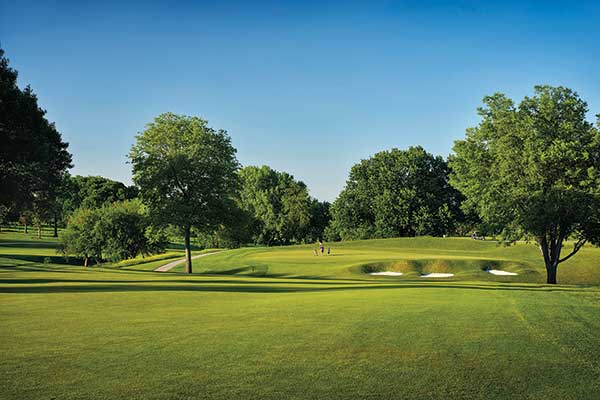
[
  {"left": 0, "top": 254, "right": 83, "bottom": 266},
  {"left": 0, "top": 277, "right": 369, "bottom": 286},
  {"left": 0, "top": 240, "right": 59, "bottom": 250},
  {"left": 199, "top": 264, "right": 273, "bottom": 277},
  {"left": 0, "top": 279, "right": 593, "bottom": 295}
]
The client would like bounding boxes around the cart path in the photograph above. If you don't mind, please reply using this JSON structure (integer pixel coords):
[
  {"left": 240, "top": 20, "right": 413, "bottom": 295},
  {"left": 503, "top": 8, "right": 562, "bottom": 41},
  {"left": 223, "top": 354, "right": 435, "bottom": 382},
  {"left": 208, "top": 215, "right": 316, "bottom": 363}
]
[{"left": 154, "top": 251, "right": 221, "bottom": 272}]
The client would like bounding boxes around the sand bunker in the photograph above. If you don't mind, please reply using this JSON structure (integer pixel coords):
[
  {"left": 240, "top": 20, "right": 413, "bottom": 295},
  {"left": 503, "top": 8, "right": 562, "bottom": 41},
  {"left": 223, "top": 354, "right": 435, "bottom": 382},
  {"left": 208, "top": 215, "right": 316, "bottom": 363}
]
[
  {"left": 487, "top": 269, "right": 518, "bottom": 276},
  {"left": 369, "top": 271, "right": 403, "bottom": 276},
  {"left": 420, "top": 273, "right": 454, "bottom": 278}
]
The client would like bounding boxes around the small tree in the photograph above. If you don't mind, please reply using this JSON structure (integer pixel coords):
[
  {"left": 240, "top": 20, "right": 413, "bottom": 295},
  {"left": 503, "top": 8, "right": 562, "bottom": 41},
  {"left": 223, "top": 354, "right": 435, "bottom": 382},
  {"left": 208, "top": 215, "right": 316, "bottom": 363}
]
[
  {"left": 96, "top": 200, "right": 158, "bottom": 262},
  {"left": 450, "top": 86, "right": 600, "bottom": 284},
  {"left": 60, "top": 208, "right": 103, "bottom": 267},
  {"left": 129, "top": 113, "right": 239, "bottom": 273},
  {"left": 60, "top": 201, "right": 167, "bottom": 266}
]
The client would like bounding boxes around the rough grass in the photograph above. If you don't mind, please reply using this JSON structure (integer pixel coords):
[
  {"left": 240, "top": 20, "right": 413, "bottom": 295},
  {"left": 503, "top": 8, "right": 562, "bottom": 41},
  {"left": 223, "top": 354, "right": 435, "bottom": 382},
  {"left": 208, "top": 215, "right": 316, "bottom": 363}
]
[{"left": 1, "top": 232, "right": 600, "bottom": 399}]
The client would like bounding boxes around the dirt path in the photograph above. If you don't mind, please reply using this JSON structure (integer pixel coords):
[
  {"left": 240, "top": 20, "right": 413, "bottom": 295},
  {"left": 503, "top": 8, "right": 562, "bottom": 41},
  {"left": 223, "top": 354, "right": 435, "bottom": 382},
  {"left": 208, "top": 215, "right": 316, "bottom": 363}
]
[{"left": 153, "top": 251, "right": 220, "bottom": 272}]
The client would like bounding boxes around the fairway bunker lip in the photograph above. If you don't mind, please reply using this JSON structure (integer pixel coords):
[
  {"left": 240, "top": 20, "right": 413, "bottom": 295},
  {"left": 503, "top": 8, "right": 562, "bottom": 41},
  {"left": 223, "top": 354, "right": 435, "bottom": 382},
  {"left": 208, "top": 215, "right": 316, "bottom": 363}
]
[
  {"left": 420, "top": 273, "right": 454, "bottom": 278},
  {"left": 487, "top": 269, "right": 518, "bottom": 276},
  {"left": 369, "top": 271, "right": 403, "bottom": 276}
]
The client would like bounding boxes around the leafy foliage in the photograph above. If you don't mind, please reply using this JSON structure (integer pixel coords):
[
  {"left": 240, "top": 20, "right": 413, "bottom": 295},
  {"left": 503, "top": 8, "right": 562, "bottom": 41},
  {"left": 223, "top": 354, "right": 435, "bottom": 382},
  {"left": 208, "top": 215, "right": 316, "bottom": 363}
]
[
  {"left": 129, "top": 113, "right": 239, "bottom": 272},
  {"left": 329, "top": 146, "right": 463, "bottom": 240},
  {"left": 54, "top": 174, "right": 138, "bottom": 227},
  {"left": 60, "top": 208, "right": 104, "bottom": 266},
  {"left": 303, "top": 199, "right": 331, "bottom": 243},
  {"left": 60, "top": 200, "right": 167, "bottom": 265},
  {"left": 238, "top": 166, "right": 311, "bottom": 245},
  {"left": 450, "top": 85, "right": 600, "bottom": 283},
  {"left": 0, "top": 47, "right": 72, "bottom": 214}
]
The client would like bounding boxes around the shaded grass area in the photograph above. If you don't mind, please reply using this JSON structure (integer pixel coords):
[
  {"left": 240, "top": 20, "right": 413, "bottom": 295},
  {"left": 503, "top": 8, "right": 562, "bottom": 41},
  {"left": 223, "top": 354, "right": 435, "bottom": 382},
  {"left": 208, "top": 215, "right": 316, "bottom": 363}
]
[
  {"left": 0, "top": 232, "right": 212, "bottom": 271},
  {"left": 1, "top": 233, "right": 600, "bottom": 399}
]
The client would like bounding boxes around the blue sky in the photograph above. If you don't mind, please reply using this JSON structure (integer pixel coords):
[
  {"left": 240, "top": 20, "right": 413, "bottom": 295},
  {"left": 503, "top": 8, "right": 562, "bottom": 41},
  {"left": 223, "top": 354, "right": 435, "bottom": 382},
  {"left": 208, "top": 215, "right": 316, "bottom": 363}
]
[{"left": 2, "top": 1, "right": 599, "bottom": 201}]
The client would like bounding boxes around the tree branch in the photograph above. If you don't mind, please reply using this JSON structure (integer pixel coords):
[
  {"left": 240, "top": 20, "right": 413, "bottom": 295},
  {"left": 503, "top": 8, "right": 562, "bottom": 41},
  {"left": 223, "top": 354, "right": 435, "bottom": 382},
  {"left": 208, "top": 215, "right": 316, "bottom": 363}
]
[
  {"left": 558, "top": 238, "right": 587, "bottom": 264},
  {"left": 538, "top": 236, "right": 551, "bottom": 266}
]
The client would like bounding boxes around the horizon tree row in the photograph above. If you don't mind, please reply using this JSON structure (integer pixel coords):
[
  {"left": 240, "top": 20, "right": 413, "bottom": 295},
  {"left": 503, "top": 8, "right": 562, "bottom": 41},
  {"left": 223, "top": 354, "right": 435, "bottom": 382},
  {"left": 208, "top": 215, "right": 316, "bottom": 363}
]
[{"left": 2, "top": 44, "right": 599, "bottom": 283}]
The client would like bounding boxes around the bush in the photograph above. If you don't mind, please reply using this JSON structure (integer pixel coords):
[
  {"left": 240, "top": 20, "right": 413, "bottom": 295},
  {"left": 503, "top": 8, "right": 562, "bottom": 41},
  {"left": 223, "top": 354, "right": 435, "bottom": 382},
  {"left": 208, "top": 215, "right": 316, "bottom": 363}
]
[
  {"left": 60, "top": 200, "right": 167, "bottom": 266},
  {"left": 59, "top": 208, "right": 104, "bottom": 266}
]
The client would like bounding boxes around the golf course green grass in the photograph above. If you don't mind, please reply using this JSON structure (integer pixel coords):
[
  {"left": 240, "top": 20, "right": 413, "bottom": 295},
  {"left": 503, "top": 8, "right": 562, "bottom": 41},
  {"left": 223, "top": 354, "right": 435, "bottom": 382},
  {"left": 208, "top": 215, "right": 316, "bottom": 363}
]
[
  {"left": 174, "top": 237, "right": 600, "bottom": 285},
  {"left": 1, "top": 232, "right": 600, "bottom": 399}
]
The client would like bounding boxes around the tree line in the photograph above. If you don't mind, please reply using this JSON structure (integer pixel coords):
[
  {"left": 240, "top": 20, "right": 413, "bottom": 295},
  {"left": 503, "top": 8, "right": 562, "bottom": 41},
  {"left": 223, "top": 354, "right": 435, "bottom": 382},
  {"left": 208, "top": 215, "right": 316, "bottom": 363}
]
[{"left": 1, "top": 47, "right": 599, "bottom": 283}]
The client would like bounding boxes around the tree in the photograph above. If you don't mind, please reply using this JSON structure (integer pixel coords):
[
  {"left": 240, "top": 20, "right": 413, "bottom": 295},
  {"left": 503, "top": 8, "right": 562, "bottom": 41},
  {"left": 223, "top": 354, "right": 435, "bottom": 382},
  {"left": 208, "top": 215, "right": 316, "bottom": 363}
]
[
  {"left": 0, "top": 47, "right": 72, "bottom": 214},
  {"left": 238, "top": 166, "right": 311, "bottom": 245},
  {"left": 70, "top": 175, "right": 138, "bottom": 210},
  {"left": 129, "top": 113, "right": 239, "bottom": 273},
  {"left": 60, "top": 208, "right": 103, "bottom": 267},
  {"left": 329, "top": 146, "right": 463, "bottom": 240},
  {"left": 60, "top": 201, "right": 167, "bottom": 266},
  {"left": 450, "top": 85, "right": 600, "bottom": 284},
  {"left": 97, "top": 200, "right": 165, "bottom": 262},
  {"left": 304, "top": 199, "right": 331, "bottom": 243},
  {"left": 52, "top": 174, "right": 139, "bottom": 235}
]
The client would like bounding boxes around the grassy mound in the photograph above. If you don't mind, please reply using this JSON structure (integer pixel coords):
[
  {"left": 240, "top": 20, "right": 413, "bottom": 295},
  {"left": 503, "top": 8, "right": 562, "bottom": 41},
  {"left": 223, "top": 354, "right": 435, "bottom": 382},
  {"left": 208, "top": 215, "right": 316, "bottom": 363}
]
[{"left": 173, "top": 237, "right": 599, "bottom": 285}]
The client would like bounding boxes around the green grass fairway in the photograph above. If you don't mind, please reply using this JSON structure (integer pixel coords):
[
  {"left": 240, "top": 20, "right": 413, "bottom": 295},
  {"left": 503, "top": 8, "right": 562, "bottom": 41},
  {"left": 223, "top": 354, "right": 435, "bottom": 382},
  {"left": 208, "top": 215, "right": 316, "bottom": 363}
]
[
  {"left": 175, "top": 237, "right": 600, "bottom": 285},
  {"left": 1, "top": 233, "right": 600, "bottom": 399}
]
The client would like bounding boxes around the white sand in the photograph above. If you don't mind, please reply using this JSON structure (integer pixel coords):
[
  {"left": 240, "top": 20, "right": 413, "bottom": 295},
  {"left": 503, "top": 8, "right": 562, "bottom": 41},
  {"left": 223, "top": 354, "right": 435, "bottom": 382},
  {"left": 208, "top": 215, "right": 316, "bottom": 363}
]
[
  {"left": 421, "top": 273, "right": 454, "bottom": 278},
  {"left": 369, "top": 271, "right": 403, "bottom": 276},
  {"left": 487, "top": 269, "right": 518, "bottom": 276}
]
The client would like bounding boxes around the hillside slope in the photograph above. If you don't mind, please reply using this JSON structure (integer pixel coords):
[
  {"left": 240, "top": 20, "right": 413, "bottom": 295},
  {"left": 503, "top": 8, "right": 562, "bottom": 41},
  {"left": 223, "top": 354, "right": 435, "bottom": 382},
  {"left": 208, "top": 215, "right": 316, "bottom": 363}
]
[{"left": 173, "top": 237, "right": 600, "bottom": 285}]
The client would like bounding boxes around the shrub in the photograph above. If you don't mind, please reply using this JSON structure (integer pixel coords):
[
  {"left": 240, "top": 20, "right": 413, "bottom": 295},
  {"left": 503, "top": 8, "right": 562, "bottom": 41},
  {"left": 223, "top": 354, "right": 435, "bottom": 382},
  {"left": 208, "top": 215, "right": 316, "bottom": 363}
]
[{"left": 60, "top": 200, "right": 167, "bottom": 266}]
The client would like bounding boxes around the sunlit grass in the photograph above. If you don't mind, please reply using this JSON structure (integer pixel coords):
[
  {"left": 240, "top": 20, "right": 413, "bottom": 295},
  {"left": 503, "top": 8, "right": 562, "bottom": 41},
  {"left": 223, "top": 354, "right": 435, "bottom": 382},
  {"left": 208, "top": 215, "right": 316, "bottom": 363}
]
[
  {"left": 1, "top": 232, "right": 599, "bottom": 399},
  {"left": 178, "top": 237, "right": 600, "bottom": 285}
]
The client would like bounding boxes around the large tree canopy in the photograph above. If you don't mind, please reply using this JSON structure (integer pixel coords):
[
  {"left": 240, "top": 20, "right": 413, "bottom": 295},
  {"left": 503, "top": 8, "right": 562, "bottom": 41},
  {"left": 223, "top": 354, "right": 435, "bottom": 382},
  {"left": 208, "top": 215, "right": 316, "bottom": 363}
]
[
  {"left": 129, "top": 113, "right": 239, "bottom": 272},
  {"left": 450, "top": 85, "right": 600, "bottom": 284},
  {"left": 329, "top": 146, "right": 463, "bottom": 240},
  {"left": 238, "top": 165, "right": 311, "bottom": 245},
  {"left": 0, "top": 47, "right": 72, "bottom": 212}
]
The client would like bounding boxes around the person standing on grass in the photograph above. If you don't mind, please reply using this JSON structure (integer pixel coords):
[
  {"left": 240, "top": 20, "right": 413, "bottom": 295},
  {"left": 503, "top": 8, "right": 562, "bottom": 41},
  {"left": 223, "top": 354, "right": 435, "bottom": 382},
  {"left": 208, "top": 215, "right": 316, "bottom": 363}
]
[
  {"left": 319, "top": 241, "right": 325, "bottom": 255},
  {"left": 314, "top": 249, "right": 318, "bottom": 256},
  {"left": 327, "top": 247, "right": 331, "bottom": 255}
]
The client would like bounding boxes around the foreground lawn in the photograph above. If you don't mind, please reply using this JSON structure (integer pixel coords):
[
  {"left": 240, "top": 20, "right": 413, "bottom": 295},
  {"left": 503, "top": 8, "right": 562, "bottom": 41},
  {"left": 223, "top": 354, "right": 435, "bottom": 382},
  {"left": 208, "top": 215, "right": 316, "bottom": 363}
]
[{"left": 1, "top": 234, "right": 600, "bottom": 399}]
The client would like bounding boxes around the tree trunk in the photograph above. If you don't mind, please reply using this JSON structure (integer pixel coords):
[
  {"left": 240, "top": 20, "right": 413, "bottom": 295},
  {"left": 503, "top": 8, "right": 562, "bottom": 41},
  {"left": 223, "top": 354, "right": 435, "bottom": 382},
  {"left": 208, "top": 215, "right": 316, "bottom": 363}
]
[
  {"left": 545, "top": 261, "right": 558, "bottom": 284},
  {"left": 84, "top": 257, "right": 89, "bottom": 267},
  {"left": 53, "top": 213, "right": 58, "bottom": 237},
  {"left": 184, "top": 225, "right": 192, "bottom": 274},
  {"left": 539, "top": 235, "right": 566, "bottom": 285},
  {"left": 24, "top": 223, "right": 28, "bottom": 234}
]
